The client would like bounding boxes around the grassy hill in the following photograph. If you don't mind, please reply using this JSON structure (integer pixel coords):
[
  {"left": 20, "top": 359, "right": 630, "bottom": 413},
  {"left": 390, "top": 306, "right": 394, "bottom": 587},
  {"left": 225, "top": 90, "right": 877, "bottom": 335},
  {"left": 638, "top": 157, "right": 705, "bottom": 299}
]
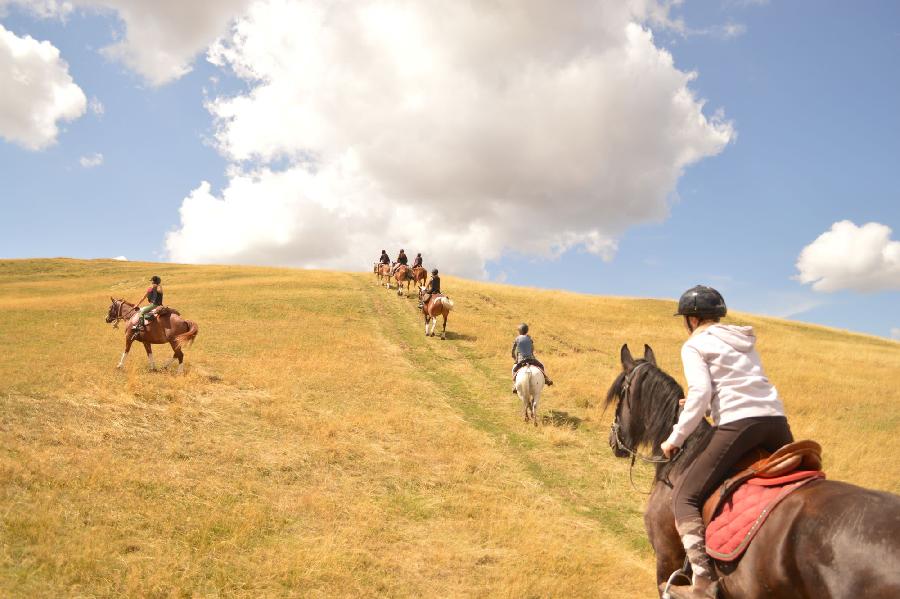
[{"left": 1, "top": 258, "right": 898, "bottom": 598}]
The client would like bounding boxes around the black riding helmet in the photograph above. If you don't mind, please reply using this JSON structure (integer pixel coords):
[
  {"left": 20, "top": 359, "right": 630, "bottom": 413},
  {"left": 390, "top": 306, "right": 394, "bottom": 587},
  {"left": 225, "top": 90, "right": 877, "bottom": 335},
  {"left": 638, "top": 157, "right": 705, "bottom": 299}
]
[
  {"left": 151, "top": 275, "right": 161, "bottom": 284},
  {"left": 431, "top": 268, "right": 438, "bottom": 275},
  {"left": 518, "top": 323, "right": 529, "bottom": 335},
  {"left": 675, "top": 285, "right": 726, "bottom": 318}
]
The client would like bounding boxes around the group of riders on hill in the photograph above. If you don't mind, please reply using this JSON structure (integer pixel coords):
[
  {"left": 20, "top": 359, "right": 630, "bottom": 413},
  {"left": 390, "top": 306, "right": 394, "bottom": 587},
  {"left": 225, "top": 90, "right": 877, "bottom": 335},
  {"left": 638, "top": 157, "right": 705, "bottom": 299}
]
[
  {"left": 378, "top": 248, "right": 441, "bottom": 307},
  {"left": 127, "top": 264, "right": 794, "bottom": 598}
]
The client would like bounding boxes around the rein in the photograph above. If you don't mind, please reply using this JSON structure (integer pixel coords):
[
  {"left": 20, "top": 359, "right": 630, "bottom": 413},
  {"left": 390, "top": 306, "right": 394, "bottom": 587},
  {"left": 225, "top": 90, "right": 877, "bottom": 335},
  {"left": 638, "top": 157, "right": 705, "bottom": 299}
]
[{"left": 109, "top": 300, "right": 137, "bottom": 329}]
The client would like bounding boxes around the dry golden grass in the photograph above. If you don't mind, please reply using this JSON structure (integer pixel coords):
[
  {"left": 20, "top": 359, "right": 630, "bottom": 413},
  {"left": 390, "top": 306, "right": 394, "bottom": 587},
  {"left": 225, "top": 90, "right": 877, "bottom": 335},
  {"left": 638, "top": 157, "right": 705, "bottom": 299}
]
[{"left": 1, "top": 258, "right": 898, "bottom": 597}]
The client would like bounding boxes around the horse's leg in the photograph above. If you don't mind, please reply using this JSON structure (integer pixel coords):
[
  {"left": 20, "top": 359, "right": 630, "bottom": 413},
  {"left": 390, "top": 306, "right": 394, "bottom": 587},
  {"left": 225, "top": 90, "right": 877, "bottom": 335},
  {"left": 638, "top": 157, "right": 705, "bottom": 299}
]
[
  {"left": 440, "top": 310, "right": 448, "bottom": 340},
  {"left": 117, "top": 335, "right": 133, "bottom": 369},
  {"left": 144, "top": 341, "right": 155, "bottom": 370},
  {"left": 175, "top": 348, "right": 184, "bottom": 375},
  {"left": 424, "top": 314, "right": 430, "bottom": 336},
  {"left": 164, "top": 340, "right": 178, "bottom": 369},
  {"left": 516, "top": 376, "right": 528, "bottom": 421}
]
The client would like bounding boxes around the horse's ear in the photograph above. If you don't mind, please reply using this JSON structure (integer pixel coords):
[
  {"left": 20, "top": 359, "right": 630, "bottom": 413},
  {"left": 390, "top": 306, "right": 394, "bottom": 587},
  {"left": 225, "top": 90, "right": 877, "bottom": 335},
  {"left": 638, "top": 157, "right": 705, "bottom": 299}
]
[
  {"left": 620, "top": 344, "right": 635, "bottom": 371},
  {"left": 110, "top": 296, "right": 115, "bottom": 302},
  {"left": 643, "top": 344, "right": 656, "bottom": 366}
]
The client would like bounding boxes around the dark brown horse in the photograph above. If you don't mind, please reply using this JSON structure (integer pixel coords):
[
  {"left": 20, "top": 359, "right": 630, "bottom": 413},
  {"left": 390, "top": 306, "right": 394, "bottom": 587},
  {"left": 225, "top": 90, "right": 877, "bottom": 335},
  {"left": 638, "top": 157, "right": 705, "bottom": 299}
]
[
  {"left": 605, "top": 344, "right": 900, "bottom": 599},
  {"left": 105, "top": 298, "right": 199, "bottom": 373}
]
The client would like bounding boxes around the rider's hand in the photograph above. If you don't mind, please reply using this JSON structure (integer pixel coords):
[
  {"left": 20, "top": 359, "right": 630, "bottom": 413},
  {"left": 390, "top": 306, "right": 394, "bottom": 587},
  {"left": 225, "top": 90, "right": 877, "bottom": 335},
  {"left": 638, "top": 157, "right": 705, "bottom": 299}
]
[{"left": 661, "top": 441, "right": 679, "bottom": 459}]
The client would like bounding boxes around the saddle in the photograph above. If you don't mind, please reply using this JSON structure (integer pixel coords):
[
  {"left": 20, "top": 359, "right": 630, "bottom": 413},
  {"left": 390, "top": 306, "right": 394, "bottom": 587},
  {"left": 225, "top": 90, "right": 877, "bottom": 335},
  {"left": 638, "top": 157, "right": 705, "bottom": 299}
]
[
  {"left": 130, "top": 306, "right": 180, "bottom": 326},
  {"left": 515, "top": 358, "right": 542, "bottom": 370},
  {"left": 702, "top": 440, "right": 824, "bottom": 561}
]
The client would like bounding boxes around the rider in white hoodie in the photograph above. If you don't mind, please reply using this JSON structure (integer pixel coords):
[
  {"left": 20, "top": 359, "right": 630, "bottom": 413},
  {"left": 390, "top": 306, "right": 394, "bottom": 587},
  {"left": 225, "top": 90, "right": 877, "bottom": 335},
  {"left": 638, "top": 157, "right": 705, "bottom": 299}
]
[{"left": 661, "top": 285, "right": 793, "bottom": 599}]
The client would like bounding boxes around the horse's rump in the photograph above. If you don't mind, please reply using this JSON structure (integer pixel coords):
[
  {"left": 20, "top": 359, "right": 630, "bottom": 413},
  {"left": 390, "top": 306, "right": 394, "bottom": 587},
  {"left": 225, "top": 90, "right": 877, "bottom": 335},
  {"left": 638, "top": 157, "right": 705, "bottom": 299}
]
[{"left": 434, "top": 296, "right": 454, "bottom": 310}]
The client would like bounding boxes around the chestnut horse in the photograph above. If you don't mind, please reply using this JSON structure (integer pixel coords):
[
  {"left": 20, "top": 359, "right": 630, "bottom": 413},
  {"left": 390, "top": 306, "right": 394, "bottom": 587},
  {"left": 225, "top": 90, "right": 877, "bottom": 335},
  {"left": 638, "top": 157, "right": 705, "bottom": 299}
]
[
  {"left": 105, "top": 298, "right": 199, "bottom": 373},
  {"left": 411, "top": 266, "right": 427, "bottom": 288},
  {"left": 417, "top": 286, "right": 453, "bottom": 339},
  {"left": 378, "top": 263, "right": 392, "bottom": 288},
  {"left": 605, "top": 344, "right": 900, "bottom": 598},
  {"left": 394, "top": 265, "right": 412, "bottom": 295}
]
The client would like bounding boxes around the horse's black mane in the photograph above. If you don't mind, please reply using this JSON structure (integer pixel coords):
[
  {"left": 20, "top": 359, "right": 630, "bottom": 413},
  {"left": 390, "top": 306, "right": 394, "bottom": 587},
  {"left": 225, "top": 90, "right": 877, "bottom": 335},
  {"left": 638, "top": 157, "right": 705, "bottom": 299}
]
[{"left": 605, "top": 359, "right": 713, "bottom": 481}]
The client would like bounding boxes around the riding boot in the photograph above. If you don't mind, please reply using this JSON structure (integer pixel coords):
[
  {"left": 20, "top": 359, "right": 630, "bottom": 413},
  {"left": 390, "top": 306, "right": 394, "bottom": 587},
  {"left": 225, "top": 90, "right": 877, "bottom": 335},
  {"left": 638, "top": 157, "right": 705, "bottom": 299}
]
[
  {"left": 668, "top": 518, "right": 718, "bottom": 599},
  {"left": 545, "top": 376, "right": 554, "bottom": 386},
  {"left": 666, "top": 576, "right": 719, "bottom": 599}
]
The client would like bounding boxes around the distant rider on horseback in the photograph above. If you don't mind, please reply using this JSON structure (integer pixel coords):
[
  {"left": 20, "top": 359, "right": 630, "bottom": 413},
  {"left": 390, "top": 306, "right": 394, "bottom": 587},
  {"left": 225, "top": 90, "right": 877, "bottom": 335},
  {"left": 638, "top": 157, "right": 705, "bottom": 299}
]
[
  {"left": 661, "top": 285, "right": 793, "bottom": 599},
  {"left": 511, "top": 323, "right": 553, "bottom": 393},
  {"left": 419, "top": 268, "right": 440, "bottom": 308},
  {"left": 133, "top": 276, "right": 163, "bottom": 332},
  {"left": 379, "top": 250, "right": 390, "bottom": 265},
  {"left": 392, "top": 249, "right": 409, "bottom": 276},
  {"left": 412, "top": 253, "right": 423, "bottom": 268}
]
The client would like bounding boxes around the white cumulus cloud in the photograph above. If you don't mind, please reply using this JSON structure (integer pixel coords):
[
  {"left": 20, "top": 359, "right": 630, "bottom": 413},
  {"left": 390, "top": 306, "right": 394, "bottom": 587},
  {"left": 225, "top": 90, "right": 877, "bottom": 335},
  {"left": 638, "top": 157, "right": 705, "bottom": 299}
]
[
  {"left": 166, "top": 0, "right": 734, "bottom": 277},
  {"left": 796, "top": 220, "right": 900, "bottom": 292},
  {"left": 112, "top": 255, "right": 127, "bottom": 261},
  {"left": 91, "top": 0, "right": 255, "bottom": 85},
  {"left": 79, "top": 152, "right": 103, "bottom": 167},
  {"left": 0, "top": 23, "right": 86, "bottom": 149},
  {"left": 2, "top": 0, "right": 253, "bottom": 85}
]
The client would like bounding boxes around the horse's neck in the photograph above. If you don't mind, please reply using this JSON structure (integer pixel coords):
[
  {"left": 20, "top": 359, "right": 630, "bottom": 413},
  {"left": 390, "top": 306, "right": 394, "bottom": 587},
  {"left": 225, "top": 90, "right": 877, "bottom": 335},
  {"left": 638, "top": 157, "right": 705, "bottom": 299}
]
[
  {"left": 121, "top": 302, "right": 138, "bottom": 318},
  {"left": 654, "top": 421, "right": 712, "bottom": 484}
]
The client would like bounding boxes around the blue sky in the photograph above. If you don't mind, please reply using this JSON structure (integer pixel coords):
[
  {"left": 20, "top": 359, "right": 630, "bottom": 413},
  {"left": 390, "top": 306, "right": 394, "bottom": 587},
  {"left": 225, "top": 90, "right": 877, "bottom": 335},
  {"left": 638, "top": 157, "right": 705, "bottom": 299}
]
[{"left": 0, "top": 1, "right": 897, "bottom": 339}]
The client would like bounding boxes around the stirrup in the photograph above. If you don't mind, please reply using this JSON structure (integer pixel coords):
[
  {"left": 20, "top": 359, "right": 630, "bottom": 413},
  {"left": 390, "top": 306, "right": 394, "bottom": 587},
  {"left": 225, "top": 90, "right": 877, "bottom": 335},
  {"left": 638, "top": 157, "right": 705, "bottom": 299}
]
[{"left": 660, "top": 568, "right": 692, "bottom": 599}]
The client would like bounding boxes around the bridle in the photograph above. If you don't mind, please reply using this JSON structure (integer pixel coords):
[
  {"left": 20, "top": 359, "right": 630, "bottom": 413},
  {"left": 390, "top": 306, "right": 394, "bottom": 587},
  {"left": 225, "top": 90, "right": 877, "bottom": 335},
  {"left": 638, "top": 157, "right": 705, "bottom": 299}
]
[
  {"left": 107, "top": 299, "right": 136, "bottom": 329},
  {"left": 610, "top": 361, "right": 679, "bottom": 493}
]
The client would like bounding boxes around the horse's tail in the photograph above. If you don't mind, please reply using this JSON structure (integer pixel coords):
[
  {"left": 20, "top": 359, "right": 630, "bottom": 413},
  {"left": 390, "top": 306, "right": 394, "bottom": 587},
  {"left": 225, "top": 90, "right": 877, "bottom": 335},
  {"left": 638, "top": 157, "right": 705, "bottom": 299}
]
[
  {"left": 438, "top": 297, "right": 454, "bottom": 311},
  {"left": 175, "top": 320, "right": 199, "bottom": 351}
]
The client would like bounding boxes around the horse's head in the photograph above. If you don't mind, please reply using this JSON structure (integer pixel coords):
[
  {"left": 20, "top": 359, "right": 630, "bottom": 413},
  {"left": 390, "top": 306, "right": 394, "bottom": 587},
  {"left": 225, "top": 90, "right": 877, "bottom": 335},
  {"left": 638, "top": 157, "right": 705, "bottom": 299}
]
[
  {"left": 605, "top": 343, "right": 681, "bottom": 459},
  {"left": 418, "top": 285, "right": 426, "bottom": 298},
  {"left": 106, "top": 297, "right": 123, "bottom": 323}
]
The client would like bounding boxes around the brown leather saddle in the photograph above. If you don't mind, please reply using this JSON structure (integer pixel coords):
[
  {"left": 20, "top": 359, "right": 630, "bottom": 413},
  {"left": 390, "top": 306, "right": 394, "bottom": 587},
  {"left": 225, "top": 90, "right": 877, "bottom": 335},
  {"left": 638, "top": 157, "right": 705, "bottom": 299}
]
[{"left": 702, "top": 440, "right": 823, "bottom": 525}]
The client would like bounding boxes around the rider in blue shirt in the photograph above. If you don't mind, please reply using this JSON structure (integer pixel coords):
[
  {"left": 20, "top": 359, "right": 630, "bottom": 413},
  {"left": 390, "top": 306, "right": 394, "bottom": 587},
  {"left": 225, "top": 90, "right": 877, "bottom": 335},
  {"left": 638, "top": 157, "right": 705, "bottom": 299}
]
[{"left": 511, "top": 323, "right": 553, "bottom": 393}]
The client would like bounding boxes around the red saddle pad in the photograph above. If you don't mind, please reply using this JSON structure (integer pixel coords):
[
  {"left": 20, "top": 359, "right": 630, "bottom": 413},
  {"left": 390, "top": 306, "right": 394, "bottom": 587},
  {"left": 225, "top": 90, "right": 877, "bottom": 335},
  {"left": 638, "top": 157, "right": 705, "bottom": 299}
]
[{"left": 706, "top": 470, "right": 825, "bottom": 562}]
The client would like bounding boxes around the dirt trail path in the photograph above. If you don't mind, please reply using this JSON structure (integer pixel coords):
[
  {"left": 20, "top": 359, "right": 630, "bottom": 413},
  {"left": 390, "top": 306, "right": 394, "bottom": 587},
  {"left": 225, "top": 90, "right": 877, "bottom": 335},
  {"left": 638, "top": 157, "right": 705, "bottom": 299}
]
[{"left": 365, "top": 280, "right": 657, "bottom": 589}]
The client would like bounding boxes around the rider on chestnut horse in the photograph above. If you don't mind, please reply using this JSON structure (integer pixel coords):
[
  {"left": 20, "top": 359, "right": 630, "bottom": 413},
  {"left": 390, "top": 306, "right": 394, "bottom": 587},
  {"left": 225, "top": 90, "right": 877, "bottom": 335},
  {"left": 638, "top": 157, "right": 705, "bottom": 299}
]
[
  {"left": 661, "top": 285, "right": 793, "bottom": 599},
  {"left": 378, "top": 250, "right": 390, "bottom": 265},
  {"left": 511, "top": 323, "right": 553, "bottom": 393},
  {"left": 391, "top": 249, "right": 409, "bottom": 276},
  {"left": 412, "top": 253, "right": 423, "bottom": 268},
  {"left": 418, "top": 268, "right": 440, "bottom": 307},
  {"left": 133, "top": 275, "right": 164, "bottom": 332}
]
